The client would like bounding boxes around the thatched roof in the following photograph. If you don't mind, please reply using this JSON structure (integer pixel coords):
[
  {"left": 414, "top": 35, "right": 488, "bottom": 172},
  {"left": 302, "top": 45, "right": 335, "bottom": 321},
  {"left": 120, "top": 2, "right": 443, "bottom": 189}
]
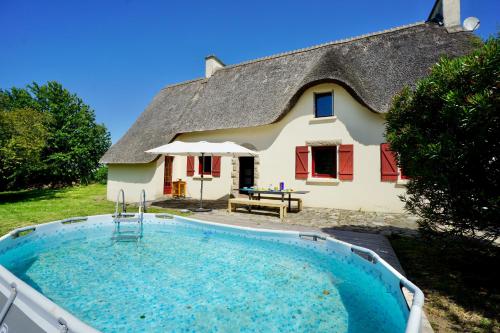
[{"left": 101, "top": 22, "right": 475, "bottom": 164}]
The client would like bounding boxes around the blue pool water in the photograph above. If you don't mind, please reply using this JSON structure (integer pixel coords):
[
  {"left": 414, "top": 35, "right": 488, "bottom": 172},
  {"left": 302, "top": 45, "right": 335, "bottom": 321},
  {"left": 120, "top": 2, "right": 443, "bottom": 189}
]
[{"left": 0, "top": 219, "right": 408, "bottom": 332}]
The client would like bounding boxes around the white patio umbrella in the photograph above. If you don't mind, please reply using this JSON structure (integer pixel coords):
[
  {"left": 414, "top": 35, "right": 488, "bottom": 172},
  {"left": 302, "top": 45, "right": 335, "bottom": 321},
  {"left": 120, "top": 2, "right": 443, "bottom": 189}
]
[{"left": 146, "top": 141, "right": 257, "bottom": 212}]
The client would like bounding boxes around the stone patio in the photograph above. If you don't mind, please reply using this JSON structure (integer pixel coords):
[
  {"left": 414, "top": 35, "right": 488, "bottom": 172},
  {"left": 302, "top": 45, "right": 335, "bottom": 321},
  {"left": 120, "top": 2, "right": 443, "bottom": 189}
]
[{"left": 152, "top": 198, "right": 420, "bottom": 236}]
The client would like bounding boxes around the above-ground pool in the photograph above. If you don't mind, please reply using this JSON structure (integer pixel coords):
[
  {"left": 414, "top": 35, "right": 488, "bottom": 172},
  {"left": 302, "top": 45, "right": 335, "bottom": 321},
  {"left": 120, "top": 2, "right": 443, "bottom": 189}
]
[{"left": 0, "top": 214, "right": 423, "bottom": 333}]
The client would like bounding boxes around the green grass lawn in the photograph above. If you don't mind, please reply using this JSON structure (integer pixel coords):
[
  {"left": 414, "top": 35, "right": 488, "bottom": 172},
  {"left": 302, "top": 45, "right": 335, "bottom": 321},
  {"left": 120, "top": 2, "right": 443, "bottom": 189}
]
[
  {"left": 0, "top": 184, "right": 187, "bottom": 236},
  {"left": 390, "top": 235, "right": 499, "bottom": 333}
]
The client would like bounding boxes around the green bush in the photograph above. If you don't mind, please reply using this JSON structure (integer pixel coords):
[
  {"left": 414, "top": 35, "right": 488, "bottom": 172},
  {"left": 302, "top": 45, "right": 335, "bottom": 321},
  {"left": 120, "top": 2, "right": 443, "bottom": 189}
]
[
  {"left": 0, "top": 82, "right": 111, "bottom": 190},
  {"left": 92, "top": 165, "right": 108, "bottom": 185},
  {"left": 385, "top": 35, "right": 499, "bottom": 244},
  {"left": 0, "top": 108, "right": 51, "bottom": 189}
]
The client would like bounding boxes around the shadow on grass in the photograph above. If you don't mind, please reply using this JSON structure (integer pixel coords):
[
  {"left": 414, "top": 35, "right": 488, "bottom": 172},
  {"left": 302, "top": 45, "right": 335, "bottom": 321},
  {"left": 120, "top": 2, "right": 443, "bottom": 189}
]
[
  {"left": 389, "top": 233, "right": 499, "bottom": 332},
  {"left": 0, "top": 187, "right": 71, "bottom": 205}
]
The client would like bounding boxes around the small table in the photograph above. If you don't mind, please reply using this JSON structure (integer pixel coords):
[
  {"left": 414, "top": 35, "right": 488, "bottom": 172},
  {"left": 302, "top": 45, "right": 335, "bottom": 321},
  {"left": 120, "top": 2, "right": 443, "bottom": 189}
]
[
  {"left": 243, "top": 188, "right": 309, "bottom": 212},
  {"left": 172, "top": 180, "right": 186, "bottom": 198}
]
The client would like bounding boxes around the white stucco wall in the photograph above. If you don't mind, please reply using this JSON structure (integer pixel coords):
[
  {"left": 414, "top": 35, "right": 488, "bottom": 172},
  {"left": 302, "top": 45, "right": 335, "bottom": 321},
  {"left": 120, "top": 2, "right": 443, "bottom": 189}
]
[
  {"left": 107, "top": 83, "right": 407, "bottom": 212},
  {"left": 107, "top": 158, "right": 165, "bottom": 203},
  {"left": 170, "top": 154, "right": 234, "bottom": 201}
]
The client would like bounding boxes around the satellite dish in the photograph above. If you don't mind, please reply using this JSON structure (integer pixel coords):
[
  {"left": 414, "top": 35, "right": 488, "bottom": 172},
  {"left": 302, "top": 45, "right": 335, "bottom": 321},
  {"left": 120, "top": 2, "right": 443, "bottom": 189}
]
[{"left": 463, "top": 17, "right": 480, "bottom": 31}]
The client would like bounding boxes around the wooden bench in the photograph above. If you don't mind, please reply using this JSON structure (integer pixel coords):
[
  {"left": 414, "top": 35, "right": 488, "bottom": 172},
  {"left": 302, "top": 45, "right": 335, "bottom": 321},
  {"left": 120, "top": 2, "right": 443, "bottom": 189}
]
[
  {"left": 254, "top": 195, "right": 303, "bottom": 212},
  {"left": 228, "top": 198, "right": 287, "bottom": 220}
]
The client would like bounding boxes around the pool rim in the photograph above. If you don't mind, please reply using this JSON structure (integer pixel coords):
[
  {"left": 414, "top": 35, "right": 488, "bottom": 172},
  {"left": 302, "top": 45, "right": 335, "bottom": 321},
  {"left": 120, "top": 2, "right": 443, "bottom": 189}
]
[{"left": 0, "top": 213, "right": 424, "bottom": 333}]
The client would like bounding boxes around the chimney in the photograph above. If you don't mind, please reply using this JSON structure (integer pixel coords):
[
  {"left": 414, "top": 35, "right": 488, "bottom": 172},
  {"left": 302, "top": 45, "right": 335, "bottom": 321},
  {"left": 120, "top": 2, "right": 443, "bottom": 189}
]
[
  {"left": 428, "top": 0, "right": 462, "bottom": 31},
  {"left": 442, "top": 0, "right": 461, "bottom": 28},
  {"left": 205, "top": 55, "right": 225, "bottom": 78}
]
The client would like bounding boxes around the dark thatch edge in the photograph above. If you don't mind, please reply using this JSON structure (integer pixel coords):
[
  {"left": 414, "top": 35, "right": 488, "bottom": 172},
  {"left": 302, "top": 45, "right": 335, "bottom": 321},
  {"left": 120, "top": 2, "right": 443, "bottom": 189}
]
[{"left": 280, "top": 78, "right": 377, "bottom": 124}]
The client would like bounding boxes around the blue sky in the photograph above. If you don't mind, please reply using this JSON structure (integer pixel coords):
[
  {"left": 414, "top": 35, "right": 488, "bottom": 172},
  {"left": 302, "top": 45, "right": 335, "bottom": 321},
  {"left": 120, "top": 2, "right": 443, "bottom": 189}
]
[{"left": 1, "top": 0, "right": 498, "bottom": 143}]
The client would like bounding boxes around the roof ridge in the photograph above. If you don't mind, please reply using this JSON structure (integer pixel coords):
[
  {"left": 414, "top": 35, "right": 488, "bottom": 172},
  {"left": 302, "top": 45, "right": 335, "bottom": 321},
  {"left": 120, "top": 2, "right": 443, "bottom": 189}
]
[
  {"left": 221, "top": 21, "right": 427, "bottom": 71},
  {"left": 160, "top": 22, "right": 426, "bottom": 89},
  {"left": 161, "top": 77, "right": 205, "bottom": 91}
]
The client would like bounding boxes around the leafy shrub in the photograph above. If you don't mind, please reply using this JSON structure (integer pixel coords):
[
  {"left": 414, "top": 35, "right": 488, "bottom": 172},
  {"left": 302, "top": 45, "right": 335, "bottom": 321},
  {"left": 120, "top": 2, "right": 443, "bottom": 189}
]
[
  {"left": 385, "top": 36, "right": 499, "bottom": 244},
  {"left": 0, "top": 108, "right": 51, "bottom": 189},
  {"left": 0, "top": 82, "right": 111, "bottom": 190},
  {"left": 91, "top": 165, "right": 108, "bottom": 185}
]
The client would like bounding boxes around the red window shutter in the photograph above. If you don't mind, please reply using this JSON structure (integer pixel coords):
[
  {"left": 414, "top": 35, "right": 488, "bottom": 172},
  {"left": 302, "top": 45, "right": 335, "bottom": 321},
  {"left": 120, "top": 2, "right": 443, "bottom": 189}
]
[
  {"left": 212, "top": 156, "right": 221, "bottom": 177},
  {"left": 380, "top": 143, "right": 398, "bottom": 182},
  {"left": 295, "top": 146, "right": 309, "bottom": 179},
  {"left": 186, "top": 156, "right": 194, "bottom": 176},
  {"left": 339, "top": 144, "right": 354, "bottom": 180}
]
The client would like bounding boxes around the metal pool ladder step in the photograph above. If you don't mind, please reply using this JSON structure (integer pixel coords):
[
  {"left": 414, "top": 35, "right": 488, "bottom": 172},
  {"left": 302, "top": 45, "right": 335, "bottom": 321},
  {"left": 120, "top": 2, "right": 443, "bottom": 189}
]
[{"left": 112, "top": 189, "right": 146, "bottom": 242}]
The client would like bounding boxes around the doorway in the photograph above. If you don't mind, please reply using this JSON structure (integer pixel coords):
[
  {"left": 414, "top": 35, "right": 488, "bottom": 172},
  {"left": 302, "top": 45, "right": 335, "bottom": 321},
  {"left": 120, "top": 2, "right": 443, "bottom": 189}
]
[
  {"left": 239, "top": 157, "right": 254, "bottom": 194},
  {"left": 163, "top": 156, "right": 174, "bottom": 195}
]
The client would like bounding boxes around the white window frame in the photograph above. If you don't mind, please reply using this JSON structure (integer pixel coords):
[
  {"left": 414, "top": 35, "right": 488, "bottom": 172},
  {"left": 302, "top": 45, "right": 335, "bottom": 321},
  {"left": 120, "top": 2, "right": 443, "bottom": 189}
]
[{"left": 313, "top": 90, "right": 335, "bottom": 119}]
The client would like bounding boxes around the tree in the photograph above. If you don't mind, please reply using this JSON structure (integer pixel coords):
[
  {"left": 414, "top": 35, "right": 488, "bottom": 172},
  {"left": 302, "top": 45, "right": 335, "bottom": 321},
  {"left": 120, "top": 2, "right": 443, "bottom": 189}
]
[
  {"left": 385, "top": 36, "right": 499, "bottom": 244},
  {"left": 29, "top": 82, "right": 111, "bottom": 184},
  {"left": 0, "top": 81, "right": 111, "bottom": 188},
  {"left": 0, "top": 108, "right": 50, "bottom": 190}
]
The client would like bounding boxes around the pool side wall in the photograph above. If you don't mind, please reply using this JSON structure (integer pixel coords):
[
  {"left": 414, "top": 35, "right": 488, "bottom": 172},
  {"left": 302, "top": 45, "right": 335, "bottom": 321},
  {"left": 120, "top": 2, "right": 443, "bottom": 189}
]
[{"left": 0, "top": 214, "right": 422, "bottom": 333}]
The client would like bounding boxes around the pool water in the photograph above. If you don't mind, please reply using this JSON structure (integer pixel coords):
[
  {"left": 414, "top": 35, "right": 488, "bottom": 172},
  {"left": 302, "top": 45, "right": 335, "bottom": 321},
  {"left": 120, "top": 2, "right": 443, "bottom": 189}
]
[{"left": 0, "top": 220, "right": 407, "bottom": 332}]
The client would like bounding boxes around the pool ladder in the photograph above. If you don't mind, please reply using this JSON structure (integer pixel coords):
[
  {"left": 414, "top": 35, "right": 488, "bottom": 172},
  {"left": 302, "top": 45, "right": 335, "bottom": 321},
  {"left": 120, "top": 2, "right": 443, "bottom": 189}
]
[{"left": 112, "top": 189, "right": 146, "bottom": 242}]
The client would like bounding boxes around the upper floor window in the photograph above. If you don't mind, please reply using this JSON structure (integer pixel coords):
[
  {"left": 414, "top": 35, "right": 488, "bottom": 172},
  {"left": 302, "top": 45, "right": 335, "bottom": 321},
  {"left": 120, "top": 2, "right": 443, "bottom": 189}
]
[
  {"left": 314, "top": 92, "right": 333, "bottom": 118},
  {"left": 198, "top": 156, "right": 212, "bottom": 175}
]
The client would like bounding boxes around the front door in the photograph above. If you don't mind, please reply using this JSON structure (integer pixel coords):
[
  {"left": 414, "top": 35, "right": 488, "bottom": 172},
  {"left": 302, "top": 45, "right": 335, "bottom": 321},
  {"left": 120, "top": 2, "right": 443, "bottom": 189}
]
[
  {"left": 239, "top": 157, "right": 254, "bottom": 194},
  {"left": 163, "top": 156, "right": 174, "bottom": 195}
]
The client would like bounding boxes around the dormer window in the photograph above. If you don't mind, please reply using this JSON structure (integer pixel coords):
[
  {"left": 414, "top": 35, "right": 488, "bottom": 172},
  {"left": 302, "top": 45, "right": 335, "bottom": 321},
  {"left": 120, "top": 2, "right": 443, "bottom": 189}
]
[{"left": 314, "top": 92, "right": 334, "bottom": 118}]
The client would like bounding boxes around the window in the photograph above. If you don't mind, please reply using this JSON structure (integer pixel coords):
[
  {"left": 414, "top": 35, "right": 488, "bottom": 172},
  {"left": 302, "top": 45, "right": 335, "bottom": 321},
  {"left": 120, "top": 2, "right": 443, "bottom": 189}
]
[
  {"left": 198, "top": 156, "right": 212, "bottom": 175},
  {"left": 314, "top": 92, "right": 333, "bottom": 118},
  {"left": 312, "top": 146, "right": 337, "bottom": 178}
]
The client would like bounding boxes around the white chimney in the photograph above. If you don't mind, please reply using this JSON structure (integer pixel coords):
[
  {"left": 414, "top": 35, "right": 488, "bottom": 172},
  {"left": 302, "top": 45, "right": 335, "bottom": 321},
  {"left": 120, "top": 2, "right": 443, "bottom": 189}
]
[
  {"left": 205, "top": 55, "right": 225, "bottom": 78},
  {"left": 428, "top": 0, "right": 462, "bottom": 31},
  {"left": 442, "top": 0, "right": 461, "bottom": 28}
]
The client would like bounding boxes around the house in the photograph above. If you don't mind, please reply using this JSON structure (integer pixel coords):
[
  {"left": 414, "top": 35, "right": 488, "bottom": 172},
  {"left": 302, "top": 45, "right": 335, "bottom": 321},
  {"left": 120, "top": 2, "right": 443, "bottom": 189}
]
[{"left": 100, "top": 0, "right": 475, "bottom": 213}]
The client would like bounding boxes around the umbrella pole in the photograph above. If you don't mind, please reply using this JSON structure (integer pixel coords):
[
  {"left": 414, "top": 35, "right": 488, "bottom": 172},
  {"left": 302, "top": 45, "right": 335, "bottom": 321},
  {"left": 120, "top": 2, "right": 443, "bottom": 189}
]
[
  {"left": 191, "top": 152, "right": 211, "bottom": 212},
  {"left": 200, "top": 153, "right": 204, "bottom": 209}
]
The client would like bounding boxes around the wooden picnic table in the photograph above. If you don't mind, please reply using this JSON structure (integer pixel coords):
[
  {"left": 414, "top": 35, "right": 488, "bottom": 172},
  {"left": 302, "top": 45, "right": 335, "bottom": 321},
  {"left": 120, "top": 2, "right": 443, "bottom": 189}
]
[{"left": 242, "top": 188, "right": 309, "bottom": 212}]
